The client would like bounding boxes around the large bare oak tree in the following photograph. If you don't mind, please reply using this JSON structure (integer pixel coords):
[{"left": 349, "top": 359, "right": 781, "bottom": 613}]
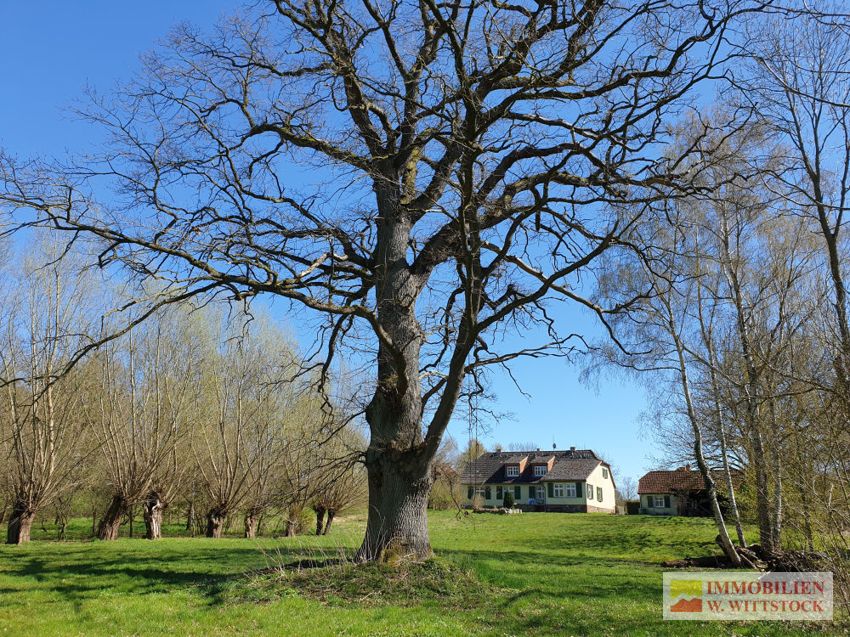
[{"left": 1, "top": 0, "right": 771, "bottom": 560}]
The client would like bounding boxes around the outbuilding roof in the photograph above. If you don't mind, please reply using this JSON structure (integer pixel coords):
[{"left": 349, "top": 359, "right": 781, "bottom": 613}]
[{"left": 638, "top": 466, "right": 742, "bottom": 494}]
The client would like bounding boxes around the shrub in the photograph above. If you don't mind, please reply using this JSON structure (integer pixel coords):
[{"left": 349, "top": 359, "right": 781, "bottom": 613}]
[{"left": 503, "top": 491, "right": 515, "bottom": 509}]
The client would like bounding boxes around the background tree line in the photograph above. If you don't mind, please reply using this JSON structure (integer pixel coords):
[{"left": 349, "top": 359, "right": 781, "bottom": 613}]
[
  {"left": 0, "top": 235, "right": 366, "bottom": 544},
  {"left": 594, "top": 2, "right": 850, "bottom": 603}
]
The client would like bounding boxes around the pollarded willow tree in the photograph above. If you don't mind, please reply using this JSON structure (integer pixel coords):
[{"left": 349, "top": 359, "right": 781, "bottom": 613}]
[
  {"left": 0, "top": 239, "right": 97, "bottom": 544},
  {"left": 87, "top": 308, "right": 202, "bottom": 540},
  {"left": 193, "top": 321, "right": 298, "bottom": 539},
  {"left": 1, "top": 0, "right": 773, "bottom": 560}
]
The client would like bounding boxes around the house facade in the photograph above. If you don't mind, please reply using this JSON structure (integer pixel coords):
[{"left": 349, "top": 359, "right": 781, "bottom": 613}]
[
  {"left": 637, "top": 465, "right": 741, "bottom": 516},
  {"left": 461, "top": 448, "right": 616, "bottom": 513}
]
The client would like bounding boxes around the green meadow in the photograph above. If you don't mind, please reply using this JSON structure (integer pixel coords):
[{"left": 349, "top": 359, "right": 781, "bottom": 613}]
[{"left": 0, "top": 512, "right": 840, "bottom": 636}]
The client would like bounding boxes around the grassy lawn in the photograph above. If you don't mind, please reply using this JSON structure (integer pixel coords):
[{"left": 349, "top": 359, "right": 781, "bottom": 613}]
[{"left": 0, "top": 512, "right": 841, "bottom": 636}]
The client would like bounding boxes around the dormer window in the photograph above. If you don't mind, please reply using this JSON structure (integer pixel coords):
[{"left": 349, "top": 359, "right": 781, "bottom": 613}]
[
  {"left": 506, "top": 465, "right": 519, "bottom": 477},
  {"left": 533, "top": 465, "right": 547, "bottom": 477}
]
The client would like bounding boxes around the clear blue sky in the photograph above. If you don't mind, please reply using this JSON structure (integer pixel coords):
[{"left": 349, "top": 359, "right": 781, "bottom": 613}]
[{"left": 0, "top": 2, "right": 657, "bottom": 485}]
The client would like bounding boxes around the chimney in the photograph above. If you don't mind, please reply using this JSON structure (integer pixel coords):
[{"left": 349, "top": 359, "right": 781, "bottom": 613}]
[
  {"left": 552, "top": 442, "right": 557, "bottom": 450},
  {"left": 569, "top": 446, "right": 576, "bottom": 453}
]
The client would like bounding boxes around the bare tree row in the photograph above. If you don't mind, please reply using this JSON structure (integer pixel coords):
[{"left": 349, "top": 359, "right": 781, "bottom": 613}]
[
  {"left": 598, "top": 2, "right": 849, "bottom": 602},
  {"left": 0, "top": 239, "right": 366, "bottom": 544}
]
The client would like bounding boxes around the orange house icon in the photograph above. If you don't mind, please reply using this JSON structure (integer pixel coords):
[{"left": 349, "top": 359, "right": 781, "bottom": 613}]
[{"left": 670, "top": 598, "right": 703, "bottom": 613}]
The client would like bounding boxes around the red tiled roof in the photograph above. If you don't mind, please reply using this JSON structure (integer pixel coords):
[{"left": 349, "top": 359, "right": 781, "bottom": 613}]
[{"left": 638, "top": 466, "right": 740, "bottom": 494}]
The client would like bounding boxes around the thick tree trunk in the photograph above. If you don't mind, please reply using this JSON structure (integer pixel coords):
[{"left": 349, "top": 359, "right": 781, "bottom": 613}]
[
  {"left": 793, "top": 429, "right": 816, "bottom": 552},
  {"left": 323, "top": 509, "right": 335, "bottom": 535},
  {"left": 354, "top": 186, "right": 442, "bottom": 563},
  {"left": 284, "top": 509, "right": 301, "bottom": 537},
  {"left": 356, "top": 448, "right": 433, "bottom": 562},
  {"left": 751, "top": 430, "right": 776, "bottom": 553},
  {"left": 143, "top": 491, "right": 165, "bottom": 540},
  {"left": 314, "top": 506, "right": 325, "bottom": 536},
  {"left": 206, "top": 507, "right": 226, "bottom": 538},
  {"left": 244, "top": 511, "right": 259, "bottom": 539},
  {"left": 6, "top": 502, "right": 35, "bottom": 545},
  {"left": 97, "top": 494, "right": 127, "bottom": 541}
]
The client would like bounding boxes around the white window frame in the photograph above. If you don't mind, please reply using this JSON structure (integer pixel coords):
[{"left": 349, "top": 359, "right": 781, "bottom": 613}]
[
  {"left": 505, "top": 465, "right": 519, "bottom": 477},
  {"left": 536, "top": 485, "right": 545, "bottom": 499},
  {"left": 602, "top": 468, "right": 609, "bottom": 479},
  {"left": 565, "top": 483, "right": 576, "bottom": 498},
  {"left": 653, "top": 495, "right": 666, "bottom": 508},
  {"left": 597, "top": 486, "right": 603, "bottom": 502},
  {"left": 533, "top": 464, "right": 547, "bottom": 477},
  {"left": 553, "top": 483, "right": 564, "bottom": 498},
  {"left": 587, "top": 483, "right": 593, "bottom": 500}
]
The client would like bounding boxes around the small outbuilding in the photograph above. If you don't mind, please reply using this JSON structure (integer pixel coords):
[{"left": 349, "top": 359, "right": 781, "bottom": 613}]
[{"left": 637, "top": 465, "right": 741, "bottom": 516}]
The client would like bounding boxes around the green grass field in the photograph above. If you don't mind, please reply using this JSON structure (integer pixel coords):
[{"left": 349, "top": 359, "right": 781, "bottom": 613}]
[{"left": 0, "top": 512, "right": 841, "bottom": 636}]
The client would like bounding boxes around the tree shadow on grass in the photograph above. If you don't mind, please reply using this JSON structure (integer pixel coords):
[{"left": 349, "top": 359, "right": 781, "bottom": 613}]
[
  {"left": 434, "top": 547, "right": 806, "bottom": 637},
  {"left": 436, "top": 546, "right": 663, "bottom": 574},
  {"left": 0, "top": 543, "right": 302, "bottom": 607},
  {"left": 523, "top": 535, "right": 722, "bottom": 570}
]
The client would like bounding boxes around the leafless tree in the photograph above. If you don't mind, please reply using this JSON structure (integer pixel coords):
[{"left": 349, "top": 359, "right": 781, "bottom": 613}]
[
  {"left": 602, "top": 198, "right": 745, "bottom": 563},
  {"left": 0, "top": 238, "right": 96, "bottom": 543},
  {"left": 618, "top": 476, "right": 637, "bottom": 502},
  {"left": 86, "top": 308, "right": 202, "bottom": 540},
  {"left": 311, "top": 424, "right": 367, "bottom": 535},
  {"left": 193, "top": 320, "right": 296, "bottom": 538},
  {"left": 739, "top": 1, "right": 850, "bottom": 597},
  {"left": 427, "top": 436, "right": 461, "bottom": 510},
  {"left": 278, "top": 424, "right": 326, "bottom": 538}
]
